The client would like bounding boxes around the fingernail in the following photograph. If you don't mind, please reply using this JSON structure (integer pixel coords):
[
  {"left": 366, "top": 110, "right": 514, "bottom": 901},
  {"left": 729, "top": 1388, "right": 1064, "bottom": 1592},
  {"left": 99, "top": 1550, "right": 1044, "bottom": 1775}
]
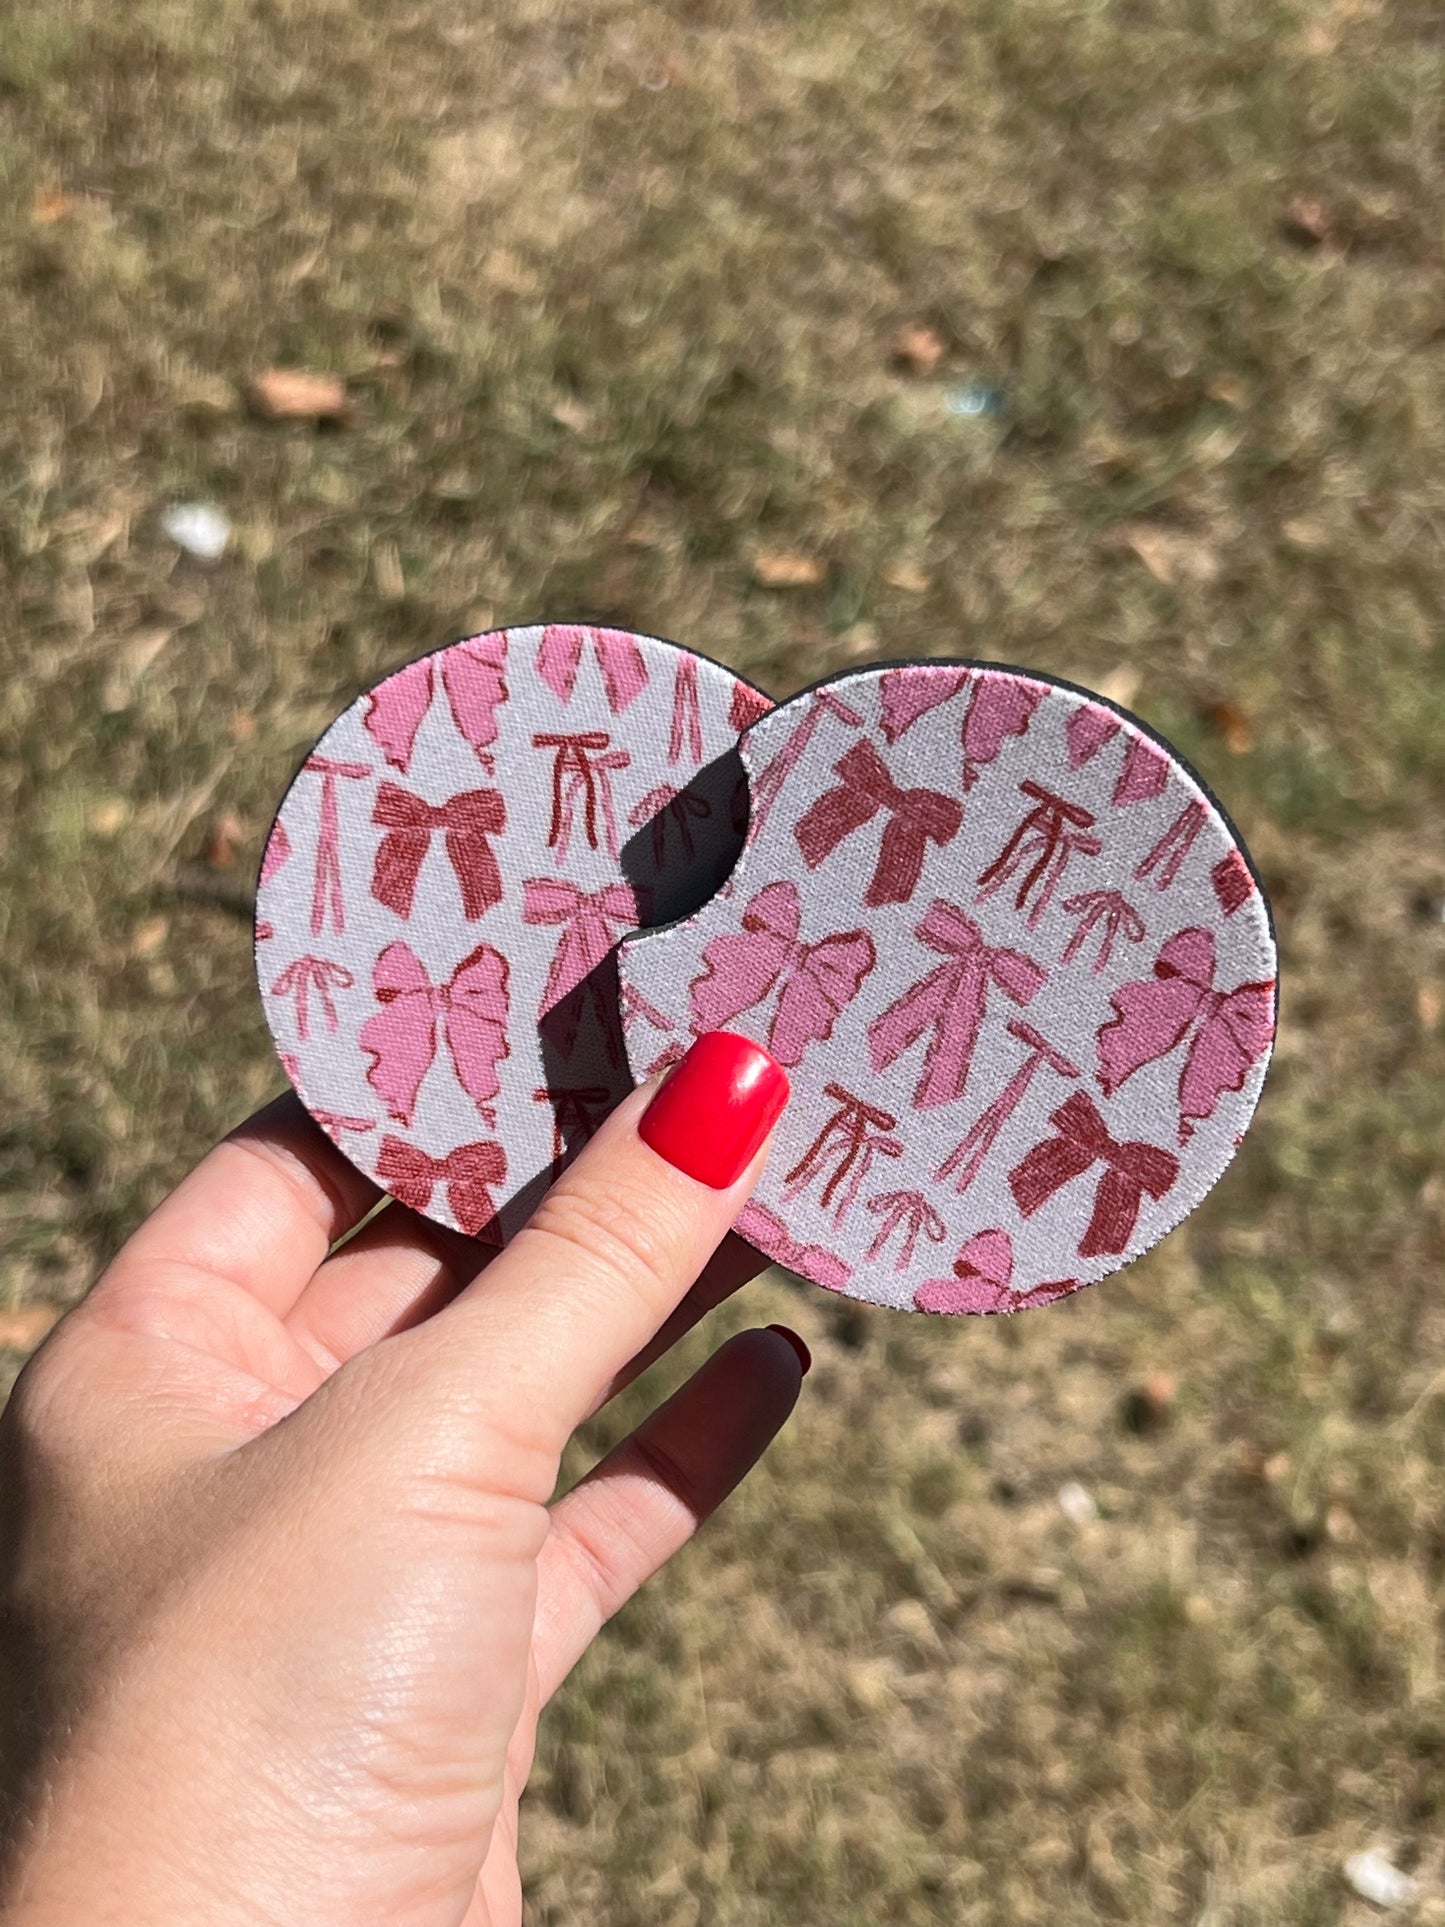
[
  {"left": 638, "top": 1031, "right": 789, "bottom": 1189},
  {"left": 766, "top": 1324, "right": 811, "bottom": 1375}
]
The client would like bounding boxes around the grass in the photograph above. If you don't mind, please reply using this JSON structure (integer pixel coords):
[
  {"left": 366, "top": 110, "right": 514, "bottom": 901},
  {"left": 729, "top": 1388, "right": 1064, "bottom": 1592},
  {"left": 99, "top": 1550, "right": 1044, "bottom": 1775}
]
[{"left": 2, "top": 0, "right": 1444, "bottom": 1919}]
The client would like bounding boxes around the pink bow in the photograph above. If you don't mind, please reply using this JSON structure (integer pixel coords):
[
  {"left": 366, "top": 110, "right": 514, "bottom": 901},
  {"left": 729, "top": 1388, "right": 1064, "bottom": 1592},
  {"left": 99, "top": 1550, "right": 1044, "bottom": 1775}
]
[
  {"left": 914, "top": 1229, "right": 1078, "bottom": 1315},
  {"left": 864, "top": 1190, "right": 947, "bottom": 1269},
  {"left": 691, "top": 880, "right": 876, "bottom": 1069},
  {"left": 629, "top": 783, "right": 711, "bottom": 868},
  {"left": 533, "top": 1085, "right": 613, "bottom": 1167},
  {"left": 268, "top": 954, "right": 354, "bottom": 1041},
  {"left": 359, "top": 940, "right": 510, "bottom": 1126},
  {"left": 748, "top": 689, "right": 864, "bottom": 840},
  {"left": 936, "top": 1018, "right": 1080, "bottom": 1193},
  {"left": 867, "top": 899, "right": 1046, "bottom": 1109},
  {"left": 534, "top": 731, "right": 630, "bottom": 862},
  {"left": 1008, "top": 1090, "right": 1179, "bottom": 1258},
  {"left": 363, "top": 632, "right": 509, "bottom": 772},
  {"left": 1135, "top": 800, "right": 1205, "bottom": 891},
  {"left": 1211, "top": 849, "right": 1255, "bottom": 917},
  {"left": 879, "top": 667, "right": 967, "bottom": 745},
  {"left": 536, "top": 624, "right": 649, "bottom": 714},
  {"left": 1096, "top": 927, "right": 1275, "bottom": 1132},
  {"left": 729, "top": 680, "right": 773, "bottom": 733},
  {"left": 668, "top": 654, "right": 703, "bottom": 763},
  {"left": 371, "top": 783, "right": 505, "bottom": 921},
  {"left": 796, "top": 738, "right": 963, "bottom": 906},
  {"left": 302, "top": 756, "right": 372, "bottom": 935},
  {"left": 523, "top": 878, "right": 646, "bottom": 1059},
  {"left": 1060, "top": 888, "right": 1146, "bottom": 972},
  {"left": 735, "top": 1201, "right": 852, "bottom": 1293},
  {"left": 961, "top": 674, "right": 1045, "bottom": 789},
  {"left": 976, "top": 780, "right": 1102, "bottom": 927},
  {"left": 783, "top": 1083, "right": 903, "bottom": 1224},
  {"left": 376, "top": 1135, "right": 507, "bottom": 1241}
]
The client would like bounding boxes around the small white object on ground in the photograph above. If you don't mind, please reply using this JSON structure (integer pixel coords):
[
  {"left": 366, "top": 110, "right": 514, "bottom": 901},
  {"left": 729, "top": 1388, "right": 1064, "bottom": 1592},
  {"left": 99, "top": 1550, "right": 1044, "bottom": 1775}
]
[
  {"left": 162, "top": 503, "right": 231, "bottom": 560},
  {"left": 1343, "top": 1848, "right": 1418, "bottom": 1910},
  {"left": 1058, "top": 1481, "right": 1099, "bottom": 1526}
]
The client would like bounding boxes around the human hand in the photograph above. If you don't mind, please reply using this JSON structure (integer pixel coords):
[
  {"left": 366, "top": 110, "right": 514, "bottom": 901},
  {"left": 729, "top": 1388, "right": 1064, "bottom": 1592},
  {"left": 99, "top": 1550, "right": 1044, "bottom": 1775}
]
[{"left": 0, "top": 1032, "right": 800, "bottom": 1927}]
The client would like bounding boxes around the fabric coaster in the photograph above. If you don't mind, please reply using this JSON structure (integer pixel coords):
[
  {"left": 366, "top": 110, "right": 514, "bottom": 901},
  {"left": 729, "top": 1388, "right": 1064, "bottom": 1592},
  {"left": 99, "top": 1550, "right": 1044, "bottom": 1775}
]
[
  {"left": 618, "top": 663, "right": 1277, "bottom": 1314},
  {"left": 255, "top": 626, "right": 771, "bottom": 1239}
]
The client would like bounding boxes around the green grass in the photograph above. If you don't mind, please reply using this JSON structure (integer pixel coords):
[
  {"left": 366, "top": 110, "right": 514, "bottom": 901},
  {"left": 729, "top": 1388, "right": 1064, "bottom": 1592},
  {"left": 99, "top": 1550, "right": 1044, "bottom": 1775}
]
[{"left": 3, "top": 0, "right": 1445, "bottom": 1919}]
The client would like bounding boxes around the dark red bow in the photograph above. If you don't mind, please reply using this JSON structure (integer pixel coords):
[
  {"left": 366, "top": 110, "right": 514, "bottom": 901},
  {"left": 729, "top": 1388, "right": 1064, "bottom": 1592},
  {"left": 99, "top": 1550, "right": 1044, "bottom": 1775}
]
[
  {"left": 1007, "top": 1090, "right": 1178, "bottom": 1258},
  {"left": 376, "top": 1135, "right": 507, "bottom": 1240},
  {"left": 795, "top": 739, "right": 962, "bottom": 906},
  {"left": 370, "top": 782, "right": 506, "bottom": 921}
]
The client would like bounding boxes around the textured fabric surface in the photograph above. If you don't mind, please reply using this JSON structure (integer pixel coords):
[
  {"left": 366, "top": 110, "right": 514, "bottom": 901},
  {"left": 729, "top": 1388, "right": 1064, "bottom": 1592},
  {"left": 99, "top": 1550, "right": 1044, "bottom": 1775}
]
[
  {"left": 256, "top": 626, "right": 770, "bottom": 1239},
  {"left": 618, "top": 663, "right": 1277, "bottom": 1314}
]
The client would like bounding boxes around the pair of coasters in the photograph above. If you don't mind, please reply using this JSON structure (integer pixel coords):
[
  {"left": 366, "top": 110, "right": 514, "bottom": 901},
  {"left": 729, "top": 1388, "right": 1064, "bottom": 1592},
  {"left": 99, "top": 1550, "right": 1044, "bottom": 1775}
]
[{"left": 255, "top": 626, "right": 1277, "bottom": 1316}]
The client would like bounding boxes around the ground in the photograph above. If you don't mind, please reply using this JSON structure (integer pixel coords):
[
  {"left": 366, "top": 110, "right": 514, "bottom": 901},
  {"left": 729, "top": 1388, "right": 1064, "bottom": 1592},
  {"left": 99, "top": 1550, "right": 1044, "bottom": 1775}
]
[{"left": 2, "top": 0, "right": 1444, "bottom": 1920}]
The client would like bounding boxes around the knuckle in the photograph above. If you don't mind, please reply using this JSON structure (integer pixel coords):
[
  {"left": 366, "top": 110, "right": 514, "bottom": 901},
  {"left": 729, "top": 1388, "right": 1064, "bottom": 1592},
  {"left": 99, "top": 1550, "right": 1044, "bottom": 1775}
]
[{"left": 522, "top": 1171, "right": 687, "bottom": 1315}]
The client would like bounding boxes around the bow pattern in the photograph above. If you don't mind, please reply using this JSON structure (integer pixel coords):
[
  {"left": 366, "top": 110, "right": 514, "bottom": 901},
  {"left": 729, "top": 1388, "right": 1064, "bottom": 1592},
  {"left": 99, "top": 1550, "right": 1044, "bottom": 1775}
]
[
  {"left": 795, "top": 738, "right": 963, "bottom": 906},
  {"left": 376, "top": 1136, "right": 507, "bottom": 1241},
  {"left": 690, "top": 880, "right": 876, "bottom": 1069},
  {"left": 371, "top": 783, "right": 506, "bottom": 921},
  {"left": 360, "top": 940, "right": 510, "bottom": 1126},
  {"left": 536, "top": 624, "right": 649, "bottom": 715},
  {"left": 1008, "top": 1090, "right": 1179, "bottom": 1258},
  {"left": 364, "top": 632, "right": 509, "bottom": 772}
]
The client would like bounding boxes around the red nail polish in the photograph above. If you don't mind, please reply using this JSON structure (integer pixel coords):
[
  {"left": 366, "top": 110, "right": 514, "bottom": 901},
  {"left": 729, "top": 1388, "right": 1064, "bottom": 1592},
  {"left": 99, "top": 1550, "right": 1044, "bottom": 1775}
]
[
  {"left": 638, "top": 1031, "right": 789, "bottom": 1189},
  {"left": 766, "top": 1324, "right": 811, "bottom": 1374}
]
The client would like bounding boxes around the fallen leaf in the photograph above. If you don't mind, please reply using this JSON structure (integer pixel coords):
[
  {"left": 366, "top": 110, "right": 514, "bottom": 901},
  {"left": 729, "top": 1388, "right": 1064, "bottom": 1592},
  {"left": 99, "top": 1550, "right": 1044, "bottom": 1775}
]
[
  {"left": 131, "top": 916, "right": 169, "bottom": 959},
  {"left": 1206, "top": 373, "right": 1250, "bottom": 409},
  {"left": 752, "top": 551, "right": 825, "bottom": 589},
  {"left": 1096, "top": 665, "right": 1141, "bottom": 708},
  {"left": 551, "top": 397, "right": 594, "bottom": 436},
  {"left": 31, "top": 185, "right": 75, "bottom": 224},
  {"left": 1114, "top": 524, "right": 1220, "bottom": 587},
  {"left": 248, "top": 368, "right": 349, "bottom": 422},
  {"left": 883, "top": 562, "right": 931, "bottom": 594},
  {"left": 890, "top": 322, "right": 947, "bottom": 377},
  {"left": 1282, "top": 517, "right": 1330, "bottom": 553},
  {"left": 89, "top": 799, "right": 128, "bottom": 836},
  {"left": 1201, "top": 699, "right": 1254, "bottom": 754},
  {"left": 0, "top": 1305, "right": 61, "bottom": 1351},
  {"left": 204, "top": 809, "right": 245, "bottom": 869},
  {"left": 1418, "top": 983, "right": 1442, "bottom": 1031},
  {"left": 372, "top": 539, "right": 405, "bottom": 603},
  {"left": 230, "top": 711, "right": 258, "bottom": 741},
  {"left": 1120, "top": 1372, "right": 1176, "bottom": 1434},
  {"left": 1283, "top": 196, "right": 1332, "bottom": 245}
]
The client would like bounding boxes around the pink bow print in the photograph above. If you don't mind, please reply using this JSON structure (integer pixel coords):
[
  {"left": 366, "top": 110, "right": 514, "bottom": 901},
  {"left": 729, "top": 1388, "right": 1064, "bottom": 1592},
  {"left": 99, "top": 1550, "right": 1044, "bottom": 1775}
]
[
  {"left": 864, "top": 1190, "right": 947, "bottom": 1269},
  {"left": 1135, "top": 800, "right": 1206, "bottom": 892},
  {"left": 629, "top": 783, "right": 712, "bottom": 868},
  {"left": 795, "top": 738, "right": 964, "bottom": 907},
  {"left": 879, "top": 667, "right": 967, "bottom": 745},
  {"left": 1096, "top": 927, "right": 1275, "bottom": 1133},
  {"left": 976, "top": 780, "right": 1102, "bottom": 928},
  {"left": 363, "top": 632, "right": 509, "bottom": 772},
  {"left": 867, "top": 899, "right": 1046, "bottom": 1110},
  {"left": 302, "top": 757, "right": 372, "bottom": 935},
  {"left": 669, "top": 654, "right": 703, "bottom": 764},
  {"left": 748, "top": 688, "right": 863, "bottom": 840},
  {"left": 1008, "top": 1090, "right": 1179, "bottom": 1258},
  {"left": 534, "top": 731, "right": 630, "bottom": 863},
  {"left": 359, "top": 940, "right": 510, "bottom": 1126},
  {"left": 523, "top": 878, "right": 647, "bottom": 1058},
  {"left": 735, "top": 1201, "right": 852, "bottom": 1294},
  {"left": 961, "top": 674, "right": 1045, "bottom": 789},
  {"left": 269, "top": 954, "right": 354, "bottom": 1041},
  {"left": 783, "top": 1083, "right": 902, "bottom": 1224},
  {"left": 371, "top": 783, "right": 506, "bottom": 921},
  {"left": 690, "top": 880, "right": 876, "bottom": 1069},
  {"left": 914, "top": 1229, "right": 1077, "bottom": 1315},
  {"left": 376, "top": 1136, "right": 507, "bottom": 1241},
  {"left": 1060, "top": 888, "right": 1146, "bottom": 972},
  {"left": 536, "top": 624, "right": 649, "bottom": 715}
]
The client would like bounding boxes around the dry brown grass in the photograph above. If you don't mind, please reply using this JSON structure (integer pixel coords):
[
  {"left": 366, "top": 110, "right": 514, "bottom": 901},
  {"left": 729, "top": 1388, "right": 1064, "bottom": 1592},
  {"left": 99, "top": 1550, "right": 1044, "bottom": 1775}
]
[{"left": 2, "top": 0, "right": 1445, "bottom": 1919}]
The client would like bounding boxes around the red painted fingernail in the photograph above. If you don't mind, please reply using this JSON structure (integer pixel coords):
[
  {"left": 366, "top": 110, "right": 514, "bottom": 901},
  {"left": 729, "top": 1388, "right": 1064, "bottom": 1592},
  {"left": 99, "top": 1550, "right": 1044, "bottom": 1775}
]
[
  {"left": 638, "top": 1031, "right": 789, "bottom": 1189},
  {"left": 766, "top": 1324, "right": 811, "bottom": 1374}
]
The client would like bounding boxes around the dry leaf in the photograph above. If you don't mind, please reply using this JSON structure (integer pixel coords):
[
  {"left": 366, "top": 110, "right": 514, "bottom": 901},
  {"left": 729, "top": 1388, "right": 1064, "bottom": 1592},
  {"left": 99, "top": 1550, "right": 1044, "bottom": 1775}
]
[
  {"left": 883, "top": 562, "right": 931, "bottom": 595},
  {"left": 248, "top": 368, "right": 349, "bottom": 422},
  {"left": 1206, "top": 373, "right": 1250, "bottom": 409},
  {"left": 890, "top": 322, "right": 946, "bottom": 377},
  {"left": 752, "top": 551, "right": 825, "bottom": 589},
  {"left": 1418, "top": 983, "right": 1442, "bottom": 1031},
  {"left": 204, "top": 809, "right": 245, "bottom": 869},
  {"left": 0, "top": 1305, "right": 61, "bottom": 1351},
  {"left": 551, "top": 397, "right": 594, "bottom": 436},
  {"left": 1282, "top": 517, "right": 1330, "bottom": 553},
  {"left": 1283, "top": 196, "right": 1331, "bottom": 245},
  {"left": 89, "top": 799, "right": 128, "bottom": 836},
  {"left": 230, "top": 711, "right": 258, "bottom": 741},
  {"left": 372, "top": 539, "right": 405, "bottom": 603},
  {"left": 32, "top": 185, "right": 75, "bottom": 224},
  {"left": 131, "top": 916, "right": 170, "bottom": 959},
  {"left": 1115, "top": 524, "right": 1219, "bottom": 587},
  {"left": 1202, "top": 699, "right": 1254, "bottom": 754},
  {"left": 1096, "top": 665, "right": 1141, "bottom": 708}
]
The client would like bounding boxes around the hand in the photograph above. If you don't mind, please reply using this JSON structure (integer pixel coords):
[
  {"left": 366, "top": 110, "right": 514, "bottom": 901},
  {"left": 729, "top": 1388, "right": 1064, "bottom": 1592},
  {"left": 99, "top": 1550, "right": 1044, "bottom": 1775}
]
[{"left": 0, "top": 1033, "right": 801, "bottom": 1927}]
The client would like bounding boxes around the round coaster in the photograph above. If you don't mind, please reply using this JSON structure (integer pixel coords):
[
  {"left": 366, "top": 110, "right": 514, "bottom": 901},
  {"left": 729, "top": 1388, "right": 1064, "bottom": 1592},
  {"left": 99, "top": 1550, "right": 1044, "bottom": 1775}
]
[
  {"left": 255, "top": 625, "right": 771, "bottom": 1240},
  {"left": 618, "top": 662, "right": 1277, "bottom": 1313}
]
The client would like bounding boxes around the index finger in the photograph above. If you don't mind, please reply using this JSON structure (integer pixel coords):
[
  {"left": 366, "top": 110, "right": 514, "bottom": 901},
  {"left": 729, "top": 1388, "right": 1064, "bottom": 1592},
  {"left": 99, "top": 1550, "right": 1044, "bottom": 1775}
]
[{"left": 404, "top": 1033, "right": 789, "bottom": 1457}]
